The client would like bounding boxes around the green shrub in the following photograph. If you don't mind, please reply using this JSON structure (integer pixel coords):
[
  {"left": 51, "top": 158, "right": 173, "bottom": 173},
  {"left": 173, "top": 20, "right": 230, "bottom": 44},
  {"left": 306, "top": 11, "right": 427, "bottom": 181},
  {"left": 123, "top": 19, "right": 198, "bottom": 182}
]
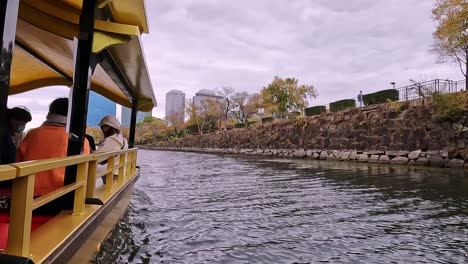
[
  {"left": 234, "top": 123, "right": 247, "bottom": 128},
  {"left": 329, "top": 99, "right": 355, "bottom": 112},
  {"left": 305, "top": 106, "right": 326, "bottom": 116},
  {"left": 432, "top": 91, "right": 468, "bottom": 121},
  {"left": 262, "top": 117, "right": 273, "bottom": 123},
  {"left": 247, "top": 121, "right": 257, "bottom": 126},
  {"left": 363, "top": 89, "right": 399, "bottom": 106}
]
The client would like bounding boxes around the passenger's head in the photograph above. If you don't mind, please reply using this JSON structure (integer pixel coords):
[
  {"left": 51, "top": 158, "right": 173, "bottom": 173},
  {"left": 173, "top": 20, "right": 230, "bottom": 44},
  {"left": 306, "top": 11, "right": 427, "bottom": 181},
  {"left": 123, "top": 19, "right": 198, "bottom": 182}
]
[
  {"left": 98, "top": 115, "right": 121, "bottom": 137},
  {"left": 49, "top": 98, "right": 68, "bottom": 116},
  {"left": 7, "top": 106, "right": 32, "bottom": 133}
]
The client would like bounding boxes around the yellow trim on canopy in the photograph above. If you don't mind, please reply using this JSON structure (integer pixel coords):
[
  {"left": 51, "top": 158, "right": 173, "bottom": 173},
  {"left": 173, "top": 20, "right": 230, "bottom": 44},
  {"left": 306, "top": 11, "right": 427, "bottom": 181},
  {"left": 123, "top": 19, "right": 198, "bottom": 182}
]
[{"left": 9, "top": 0, "right": 156, "bottom": 111}]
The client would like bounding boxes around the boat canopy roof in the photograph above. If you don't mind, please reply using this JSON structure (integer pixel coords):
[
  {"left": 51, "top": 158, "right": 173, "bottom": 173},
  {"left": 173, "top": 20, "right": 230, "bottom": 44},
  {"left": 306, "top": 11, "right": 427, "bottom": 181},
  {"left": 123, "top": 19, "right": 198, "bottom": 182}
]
[{"left": 9, "top": 0, "right": 156, "bottom": 112}]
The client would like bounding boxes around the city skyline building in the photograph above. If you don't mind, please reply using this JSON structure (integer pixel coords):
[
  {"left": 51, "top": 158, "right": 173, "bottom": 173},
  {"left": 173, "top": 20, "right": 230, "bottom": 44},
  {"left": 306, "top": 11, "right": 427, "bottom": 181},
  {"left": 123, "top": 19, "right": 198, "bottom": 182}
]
[
  {"left": 87, "top": 91, "right": 116, "bottom": 127},
  {"left": 193, "top": 89, "right": 223, "bottom": 109},
  {"left": 165, "top": 89, "right": 185, "bottom": 125}
]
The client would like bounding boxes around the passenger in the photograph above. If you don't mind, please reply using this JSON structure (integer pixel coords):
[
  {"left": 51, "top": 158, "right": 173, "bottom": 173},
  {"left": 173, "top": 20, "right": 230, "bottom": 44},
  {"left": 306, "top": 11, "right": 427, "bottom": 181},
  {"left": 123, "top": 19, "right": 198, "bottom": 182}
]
[
  {"left": 85, "top": 130, "right": 96, "bottom": 152},
  {"left": 16, "top": 98, "right": 90, "bottom": 196},
  {"left": 0, "top": 106, "right": 32, "bottom": 165},
  {"left": 95, "top": 115, "right": 128, "bottom": 181},
  {"left": 0, "top": 106, "right": 31, "bottom": 210}
]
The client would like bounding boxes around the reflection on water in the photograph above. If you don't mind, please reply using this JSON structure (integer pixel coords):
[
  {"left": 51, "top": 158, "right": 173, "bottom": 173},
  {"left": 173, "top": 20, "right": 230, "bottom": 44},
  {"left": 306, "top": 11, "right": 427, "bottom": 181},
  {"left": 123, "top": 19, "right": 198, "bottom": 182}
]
[{"left": 93, "top": 150, "right": 468, "bottom": 263}]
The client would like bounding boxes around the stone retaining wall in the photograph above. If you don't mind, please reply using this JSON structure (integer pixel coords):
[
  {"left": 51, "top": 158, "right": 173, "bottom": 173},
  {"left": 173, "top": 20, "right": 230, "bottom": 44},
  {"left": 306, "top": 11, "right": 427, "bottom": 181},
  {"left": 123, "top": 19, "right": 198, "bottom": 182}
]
[
  {"left": 147, "top": 147, "right": 467, "bottom": 169},
  {"left": 151, "top": 100, "right": 468, "bottom": 170}
]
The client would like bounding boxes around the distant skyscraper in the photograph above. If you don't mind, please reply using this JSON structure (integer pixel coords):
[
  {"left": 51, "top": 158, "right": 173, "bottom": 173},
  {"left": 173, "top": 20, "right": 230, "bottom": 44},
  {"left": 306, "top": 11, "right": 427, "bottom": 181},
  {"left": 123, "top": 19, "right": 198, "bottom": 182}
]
[
  {"left": 165, "top": 90, "right": 185, "bottom": 124},
  {"left": 193, "top": 89, "right": 223, "bottom": 108},
  {"left": 121, "top": 107, "right": 153, "bottom": 128},
  {"left": 87, "top": 91, "right": 116, "bottom": 127}
]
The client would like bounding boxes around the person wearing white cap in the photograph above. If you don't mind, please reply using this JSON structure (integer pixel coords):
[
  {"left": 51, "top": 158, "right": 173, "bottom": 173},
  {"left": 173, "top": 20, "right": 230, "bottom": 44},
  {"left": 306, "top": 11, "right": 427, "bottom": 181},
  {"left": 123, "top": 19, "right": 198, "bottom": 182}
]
[{"left": 96, "top": 115, "right": 128, "bottom": 180}]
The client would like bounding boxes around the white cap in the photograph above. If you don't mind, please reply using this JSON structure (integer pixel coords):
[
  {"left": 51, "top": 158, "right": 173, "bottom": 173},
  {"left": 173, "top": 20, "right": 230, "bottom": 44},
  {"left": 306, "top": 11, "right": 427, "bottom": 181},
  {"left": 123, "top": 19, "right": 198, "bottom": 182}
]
[{"left": 98, "top": 115, "right": 121, "bottom": 130}]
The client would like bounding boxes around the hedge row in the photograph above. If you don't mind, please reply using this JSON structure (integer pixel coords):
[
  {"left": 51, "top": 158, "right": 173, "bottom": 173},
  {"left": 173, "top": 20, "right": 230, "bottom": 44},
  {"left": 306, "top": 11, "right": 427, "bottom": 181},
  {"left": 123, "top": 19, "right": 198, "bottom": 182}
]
[
  {"left": 363, "top": 89, "right": 399, "bottom": 106},
  {"left": 305, "top": 106, "right": 326, "bottom": 116},
  {"left": 330, "top": 99, "right": 355, "bottom": 112},
  {"left": 234, "top": 121, "right": 258, "bottom": 128}
]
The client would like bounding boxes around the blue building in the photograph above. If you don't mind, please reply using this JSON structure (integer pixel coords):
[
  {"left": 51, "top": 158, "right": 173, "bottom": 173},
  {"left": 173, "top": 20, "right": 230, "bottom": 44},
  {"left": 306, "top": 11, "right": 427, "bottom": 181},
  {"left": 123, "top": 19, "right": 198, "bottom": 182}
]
[
  {"left": 121, "top": 107, "right": 153, "bottom": 128},
  {"left": 87, "top": 91, "right": 117, "bottom": 127}
]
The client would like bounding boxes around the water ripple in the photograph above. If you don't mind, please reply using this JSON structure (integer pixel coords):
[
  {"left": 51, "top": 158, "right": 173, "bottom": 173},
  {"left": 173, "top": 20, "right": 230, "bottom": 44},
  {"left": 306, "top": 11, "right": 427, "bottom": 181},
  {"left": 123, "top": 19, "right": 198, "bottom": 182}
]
[{"left": 94, "top": 150, "right": 468, "bottom": 264}]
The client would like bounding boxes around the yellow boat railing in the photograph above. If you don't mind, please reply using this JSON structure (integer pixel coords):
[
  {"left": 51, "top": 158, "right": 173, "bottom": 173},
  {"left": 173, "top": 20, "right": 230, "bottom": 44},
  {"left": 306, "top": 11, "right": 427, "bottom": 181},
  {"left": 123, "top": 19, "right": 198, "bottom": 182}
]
[{"left": 0, "top": 148, "right": 138, "bottom": 258}]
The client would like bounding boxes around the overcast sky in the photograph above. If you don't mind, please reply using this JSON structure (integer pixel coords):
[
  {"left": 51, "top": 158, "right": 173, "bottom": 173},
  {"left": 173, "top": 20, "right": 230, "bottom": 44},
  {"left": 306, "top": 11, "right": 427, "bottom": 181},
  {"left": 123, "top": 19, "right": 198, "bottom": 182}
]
[{"left": 9, "top": 0, "right": 463, "bottom": 128}]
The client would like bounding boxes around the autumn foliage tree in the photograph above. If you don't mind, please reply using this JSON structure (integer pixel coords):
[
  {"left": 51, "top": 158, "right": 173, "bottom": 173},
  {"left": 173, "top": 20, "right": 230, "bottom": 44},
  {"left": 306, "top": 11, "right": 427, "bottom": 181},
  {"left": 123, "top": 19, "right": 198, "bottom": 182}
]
[
  {"left": 432, "top": 0, "right": 468, "bottom": 89},
  {"left": 186, "top": 98, "right": 220, "bottom": 134},
  {"left": 216, "top": 86, "right": 235, "bottom": 130},
  {"left": 261, "top": 77, "right": 317, "bottom": 118},
  {"left": 231, "top": 92, "right": 263, "bottom": 123}
]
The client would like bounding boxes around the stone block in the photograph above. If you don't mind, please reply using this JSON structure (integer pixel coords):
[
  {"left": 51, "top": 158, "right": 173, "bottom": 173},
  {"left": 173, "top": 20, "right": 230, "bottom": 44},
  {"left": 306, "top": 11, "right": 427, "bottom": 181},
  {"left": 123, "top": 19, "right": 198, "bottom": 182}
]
[
  {"left": 408, "top": 151, "right": 420, "bottom": 160},
  {"left": 349, "top": 151, "right": 358, "bottom": 160},
  {"left": 429, "top": 155, "right": 446, "bottom": 167},
  {"left": 377, "top": 146, "right": 388, "bottom": 153},
  {"left": 387, "top": 151, "right": 409, "bottom": 157},
  {"left": 293, "top": 149, "right": 306, "bottom": 158},
  {"left": 415, "top": 157, "right": 430, "bottom": 166},
  {"left": 340, "top": 151, "right": 351, "bottom": 161},
  {"left": 445, "top": 159, "right": 465, "bottom": 168},
  {"left": 357, "top": 154, "right": 369, "bottom": 162},
  {"left": 426, "top": 150, "right": 439, "bottom": 156},
  {"left": 312, "top": 153, "right": 320, "bottom": 159},
  {"left": 319, "top": 151, "right": 328, "bottom": 160},
  {"left": 332, "top": 150, "right": 341, "bottom": 156},
  {"left": 441, "top": 148, "right": 449, "bottom": 158},
  {"left": 408, "top": 160, "right": 416, "bottom": 165},
  {"left": 378, "top": 155, "right": 390, "bottom": 164},
  {"left": 328, "top": 154, "right": 340, "bottom": 161},
  {"left": 305, "top": 150, "right": 313, "bottom": 157},
  {"left": 369, "top": 155, "right": 380, "bottom": 163},
  {"left": 391, "top": 156, "right": 409, "bottom": 164}
]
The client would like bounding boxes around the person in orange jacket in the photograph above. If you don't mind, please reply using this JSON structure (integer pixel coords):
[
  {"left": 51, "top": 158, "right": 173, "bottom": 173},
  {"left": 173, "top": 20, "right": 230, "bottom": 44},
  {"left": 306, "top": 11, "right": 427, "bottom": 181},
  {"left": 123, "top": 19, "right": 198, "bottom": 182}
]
[{"left": 16, "top": 98, "right": 90, "bottom": 197}]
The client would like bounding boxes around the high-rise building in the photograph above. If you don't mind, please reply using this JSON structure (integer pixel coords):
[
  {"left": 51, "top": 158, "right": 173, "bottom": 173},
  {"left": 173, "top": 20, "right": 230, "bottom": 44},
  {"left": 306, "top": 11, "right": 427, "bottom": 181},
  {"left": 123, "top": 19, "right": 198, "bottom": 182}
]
[
  {"left": 165, "top": 90, "right": 185, "bottom": 124},
  {"left": 121, "top": 107, "right": 153, "bottom": 128},
  {"left": 193, "top": 89, "right": 223, "bottom": 108},
  {"left": 87, "top": 91, "right": 116, "bottom": 127}
]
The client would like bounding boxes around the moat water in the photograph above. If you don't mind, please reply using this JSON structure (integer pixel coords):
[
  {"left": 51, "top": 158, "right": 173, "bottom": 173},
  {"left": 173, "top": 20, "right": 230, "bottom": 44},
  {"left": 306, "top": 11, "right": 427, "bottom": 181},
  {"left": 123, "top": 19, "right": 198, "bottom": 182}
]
[{"left": 93, "top": 149, "right": 468, "bottom": 263}]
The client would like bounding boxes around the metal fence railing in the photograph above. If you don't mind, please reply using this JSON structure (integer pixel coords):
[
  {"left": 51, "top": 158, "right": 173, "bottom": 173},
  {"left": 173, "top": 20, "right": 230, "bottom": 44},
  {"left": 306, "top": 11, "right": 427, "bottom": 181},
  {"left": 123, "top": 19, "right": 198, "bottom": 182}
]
[
  {"left": 397, "top": 79, "right": 465, "bottom": 101},
  {"left": 321, "top": 79, "right": 466, "bottom": 111}
]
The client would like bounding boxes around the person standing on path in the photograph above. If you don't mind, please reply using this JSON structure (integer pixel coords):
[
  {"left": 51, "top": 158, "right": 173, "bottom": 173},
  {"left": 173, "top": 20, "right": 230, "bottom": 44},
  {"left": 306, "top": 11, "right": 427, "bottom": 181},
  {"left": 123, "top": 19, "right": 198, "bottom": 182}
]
[{"left": 357, "top": 91, "right": 364, "bottom": 107}]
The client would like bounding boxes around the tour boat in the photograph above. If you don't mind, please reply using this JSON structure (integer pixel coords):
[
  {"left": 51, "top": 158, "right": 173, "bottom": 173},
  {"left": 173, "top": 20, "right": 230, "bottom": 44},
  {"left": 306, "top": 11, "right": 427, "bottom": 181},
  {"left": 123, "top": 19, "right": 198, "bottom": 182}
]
[{"left": 0, "top": 1, "right": 156, "bottom": 263}]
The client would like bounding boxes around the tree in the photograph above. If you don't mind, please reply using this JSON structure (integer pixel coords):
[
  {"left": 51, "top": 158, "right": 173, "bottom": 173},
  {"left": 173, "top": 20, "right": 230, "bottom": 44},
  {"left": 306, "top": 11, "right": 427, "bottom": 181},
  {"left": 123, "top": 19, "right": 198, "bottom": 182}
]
[
  {"left": 186, "top": 98, "right": 203, "bottom": 134},
  {"left": 165, "top": 111, "right": 185, "bottom": 135},
  {"left": 261, "top": 76, "right": 317, "bottom": 118},
  {"left": 231, "top": 92, "right": 263, "bottom": 123},
  {"left": 135, "top": 117, "right": 166, "bottom": 144},
  {"left": 432, "top": 0, "right": 468, "bottom": 89},
  {"left": 186, "top": 98, "right": 220, "bottom": 134},
  {"left": 216, "top": 86, "right": 235, "bottom": 130}
]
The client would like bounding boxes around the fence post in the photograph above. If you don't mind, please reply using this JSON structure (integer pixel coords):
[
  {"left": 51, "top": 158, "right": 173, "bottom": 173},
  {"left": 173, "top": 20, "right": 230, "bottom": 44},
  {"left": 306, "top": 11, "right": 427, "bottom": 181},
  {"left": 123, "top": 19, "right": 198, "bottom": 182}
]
[
  {"left": 8, "top": 175, "right": 35, "bottom": 257},
  {"left": 73, "top": 161, "right": 89, "bottom": 215},
  {"left": 117, "top": 153, "right": 125, "bottom": 186},
  {"left": 86, "top": 160, "right": 97, "bottom": 198},
  {"left": 125, "top": 151, "right": 133, "bottom": 178},
  {"left": 105, "top": 156, "right": 115, "bottom": 193}
]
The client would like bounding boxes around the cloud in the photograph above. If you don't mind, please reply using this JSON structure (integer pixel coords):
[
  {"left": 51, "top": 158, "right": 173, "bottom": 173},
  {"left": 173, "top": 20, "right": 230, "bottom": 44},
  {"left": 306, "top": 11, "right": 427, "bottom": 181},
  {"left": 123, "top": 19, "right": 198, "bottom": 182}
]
[
  {"left": 9, "top": 1, "right": 463, "bottom": 121},
  {"left": 143, "top": 0, "right": 462, "bottom": 116}
]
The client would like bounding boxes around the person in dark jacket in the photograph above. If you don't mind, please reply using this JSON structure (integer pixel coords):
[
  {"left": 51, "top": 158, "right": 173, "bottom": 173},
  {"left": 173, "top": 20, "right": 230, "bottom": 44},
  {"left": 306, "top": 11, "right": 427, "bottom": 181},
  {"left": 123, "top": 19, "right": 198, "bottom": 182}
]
[
  {"left": 0, "top": 106, "right": 32, "bottom": 165},
  {"left": 0, "top": 106, "right": 32, "bottom": 210}
]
